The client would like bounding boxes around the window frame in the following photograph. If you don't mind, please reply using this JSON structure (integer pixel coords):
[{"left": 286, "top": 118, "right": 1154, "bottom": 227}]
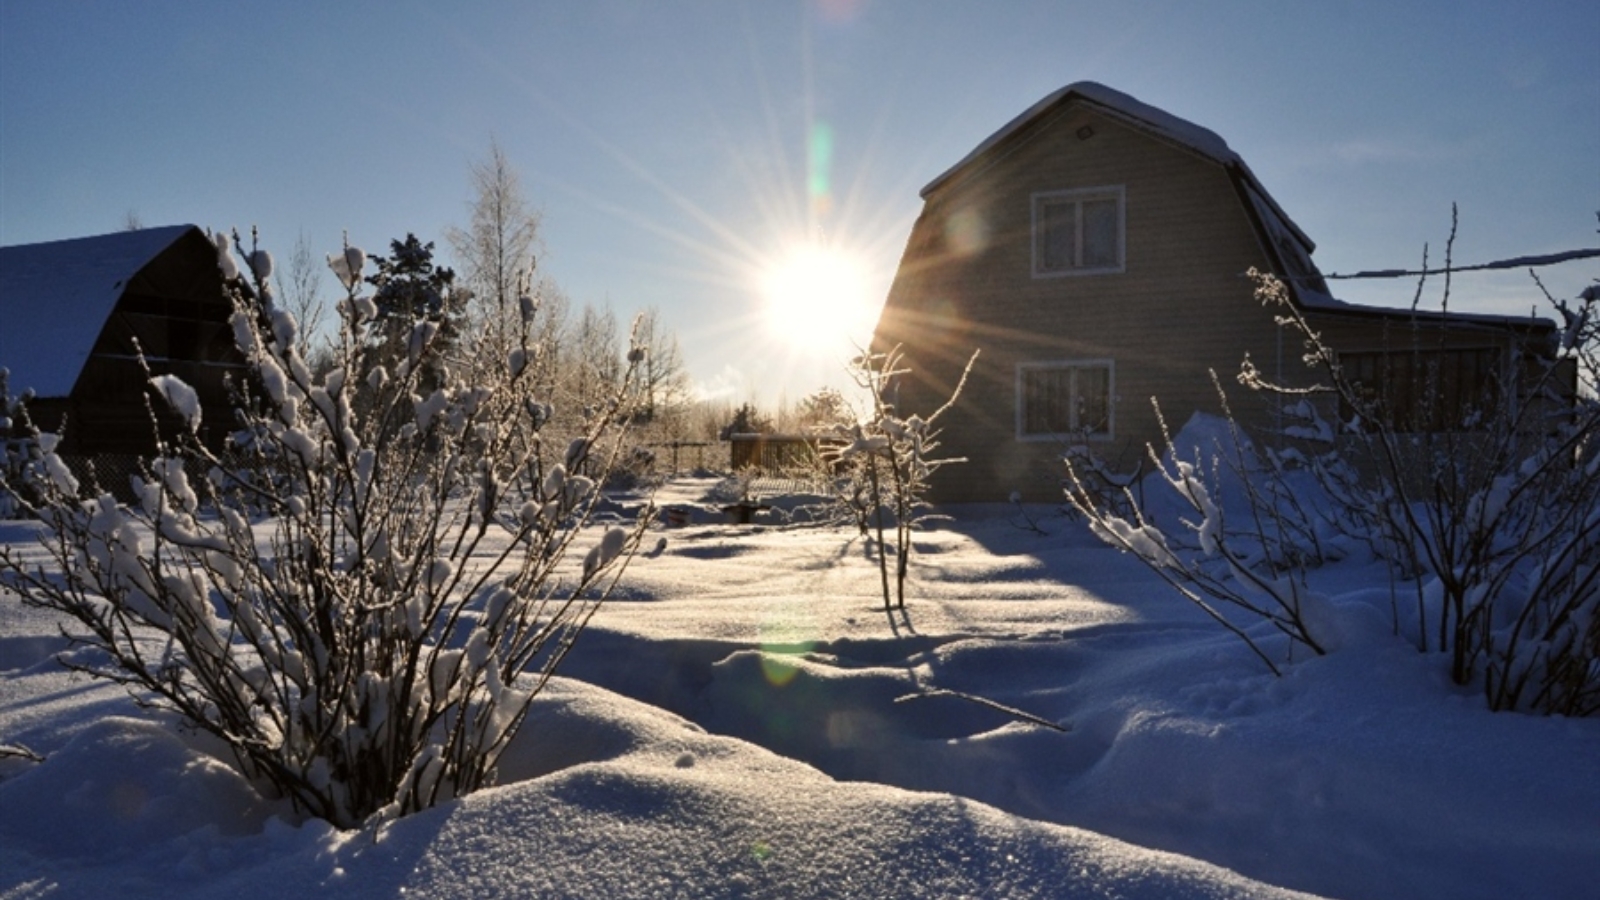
[
  {"left": 1016, "top": 359, "right": 1116, "bottom": 442},
  {"left": 1031, "top": 186, "right": 1126, "bottom": 277}
]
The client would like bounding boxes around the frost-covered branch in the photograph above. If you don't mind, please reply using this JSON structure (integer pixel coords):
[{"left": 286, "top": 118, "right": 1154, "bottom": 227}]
[
  {"left": 1236, "top": 266, "right": 1598, "bottom": 714},
  {"left": 832, "top": 345, "right": 976, "bottom": 612},
  {"left": 1065, "top": 397, "right": 1328, "bottom": 676},
  {"left": 0, "top": 229, "right": 655, "bottom": 825}
]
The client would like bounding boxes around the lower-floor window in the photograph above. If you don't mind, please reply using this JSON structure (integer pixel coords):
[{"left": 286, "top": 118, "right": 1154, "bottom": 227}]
[{"left": 1018, "top": 360, "right": 1113, "bottom": 440}]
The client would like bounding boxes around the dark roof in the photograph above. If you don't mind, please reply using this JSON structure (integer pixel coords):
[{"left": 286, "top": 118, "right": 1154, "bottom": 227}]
[{"left": 0, "top": 224, "right": 203, "bottom": 397}]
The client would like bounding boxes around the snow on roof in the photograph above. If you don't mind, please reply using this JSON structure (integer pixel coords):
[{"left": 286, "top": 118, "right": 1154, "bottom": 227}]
[
  {"left": 922, "top": 82, "right": 1236, "bottom": 197},
  {"left": 0, "top": 224, "right": 200, "bottom": 398},
  {"left": 920, "top": 81, "right": 1320, "bottom": 258}
]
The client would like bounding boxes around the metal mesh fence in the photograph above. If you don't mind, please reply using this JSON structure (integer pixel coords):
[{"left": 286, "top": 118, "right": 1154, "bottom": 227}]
[{"left": 56, "top": 453, "right": 223, "bottom": 503}]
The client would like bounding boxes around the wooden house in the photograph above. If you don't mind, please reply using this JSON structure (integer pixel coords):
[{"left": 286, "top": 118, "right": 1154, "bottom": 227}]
[
  {"left": 871, "top": 82, "right": 1560, "bottom": 502},
  {"left": 0, "top": 225, "right": 244, "bottom": 456}
]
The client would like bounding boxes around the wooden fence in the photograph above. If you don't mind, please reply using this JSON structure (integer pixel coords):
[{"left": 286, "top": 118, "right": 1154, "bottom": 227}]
[{"left": 725, "top": 433, "right": 846, "bottom": 473}]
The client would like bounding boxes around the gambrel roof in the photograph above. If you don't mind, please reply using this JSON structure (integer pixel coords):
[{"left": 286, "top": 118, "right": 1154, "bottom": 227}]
[
  {"left": 920, "top": 81, "right": 1333, "bottom": 302},
  {"left": 920, "top": 81, "right": 1558, "bottom": 331},
  {"left": 923, "top": 82, "right": 1239, "bottom": 198},
  {"left": 0, "top": 224, "right": 202, "bottom": 397}
]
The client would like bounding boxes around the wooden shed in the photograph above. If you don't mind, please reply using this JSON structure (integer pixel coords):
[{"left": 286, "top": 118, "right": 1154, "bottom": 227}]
[{"left": 0, "top": 224, "right": 244, "bottom": 457}]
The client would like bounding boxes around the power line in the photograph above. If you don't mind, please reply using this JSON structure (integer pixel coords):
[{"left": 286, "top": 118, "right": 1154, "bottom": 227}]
[{"left": 1320, "top": 247, "right": 1600, "bottom": 281}]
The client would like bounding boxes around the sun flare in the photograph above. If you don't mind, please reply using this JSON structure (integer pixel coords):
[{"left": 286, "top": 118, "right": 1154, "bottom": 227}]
[{"left": 759, "top": 243, "right": 879, "bottom": 353}]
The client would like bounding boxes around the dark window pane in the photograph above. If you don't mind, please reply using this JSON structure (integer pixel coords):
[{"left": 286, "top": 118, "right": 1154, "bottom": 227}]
[
  {"left": 1024, "top": 368, "right": 1073, "bottom": 433},
  {"left": 1081, "top": 199, "right": 1119, "bottom": 268},
  {"left": 1038, "top": 200, "right": 1077, "bottom": 271},
  {"left": 1076, "top": 366, "right": 1110, "bottom": 434},
  {"left": 1024, "top": 365, "right": 1112, "bottom": 436}
]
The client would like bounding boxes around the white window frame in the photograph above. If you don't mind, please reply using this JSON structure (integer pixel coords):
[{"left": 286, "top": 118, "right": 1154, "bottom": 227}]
[
  {"left": 1031, "top": 186, "right": 1125, "bottom": 277},
  {"left": 1016, "top": 359, "right": 1115, "bottom": 442}
]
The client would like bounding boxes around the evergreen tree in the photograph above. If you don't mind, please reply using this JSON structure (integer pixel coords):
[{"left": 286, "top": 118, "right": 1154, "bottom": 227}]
[
  {"left": 795, "top": 387, "right": 852, "bottom": 430},
  {"left": 365, "top": 233, "right": 463, "bottom": 388},
  {"left": 719, "top": 402, "right": 771, "bottom": 439}
]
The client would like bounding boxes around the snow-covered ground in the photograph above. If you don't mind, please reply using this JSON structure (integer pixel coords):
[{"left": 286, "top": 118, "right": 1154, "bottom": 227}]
[{"left": 1, "top": 477, "right": 1595, "bottom": 899}]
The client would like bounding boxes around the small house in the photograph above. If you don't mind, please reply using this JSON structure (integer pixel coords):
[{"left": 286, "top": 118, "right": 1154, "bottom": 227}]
[{"left": 0, "top": 224, "right": 243, "bottom": 457}]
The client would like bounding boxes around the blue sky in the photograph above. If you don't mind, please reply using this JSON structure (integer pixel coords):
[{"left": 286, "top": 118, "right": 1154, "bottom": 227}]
[{"left": 2, "top": 0, "right": 1596, "bottom": 405}]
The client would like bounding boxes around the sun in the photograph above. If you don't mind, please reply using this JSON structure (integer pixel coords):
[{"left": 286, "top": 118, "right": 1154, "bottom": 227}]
[{"left": 758, "top": 243, "right": 879, "bottom": 353}]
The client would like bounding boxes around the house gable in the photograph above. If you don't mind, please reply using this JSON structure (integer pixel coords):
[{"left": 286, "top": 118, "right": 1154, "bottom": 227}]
[
  {"left": 0, "top": 225, "right": 242, "bottom": 454},
  {"left": 0, "top": 224, "right": 200, "bottom": 398}
]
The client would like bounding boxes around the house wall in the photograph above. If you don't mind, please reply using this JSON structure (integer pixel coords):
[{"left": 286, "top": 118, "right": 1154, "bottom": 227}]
[
  {"left": 1306, "top": 310, "right": 1538, "bottom": 358},
  {"left": 32, "top": 230, "right": 243, "bottom": 456},
  {"left": 875, "top": 104, "right": 1292, "bottom": 502},
  {"left": 1303, "top": 308, "right": 1560, "bottom": 433}
]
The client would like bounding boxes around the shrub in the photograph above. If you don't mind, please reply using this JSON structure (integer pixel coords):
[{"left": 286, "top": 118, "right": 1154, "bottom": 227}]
[
  {"left": 1065, "top": 388, "right": 1329, "bottom": 676},
  {"left": 1067, "top": 258, "right": 1598, "bottom": 715},
  {"left": 0, "top": 231, "right": 652, "bottom": 825},
  {"left": 831, "top": 345, "right": 976, "bottom": 612},
  {"left": 1241, "top": 270, "right": 1598, "bottom": 714}
]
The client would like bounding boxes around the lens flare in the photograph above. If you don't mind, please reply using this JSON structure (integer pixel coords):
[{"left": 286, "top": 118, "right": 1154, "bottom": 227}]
[
  {"left": 758, "top": 599, "right": 817, "bottom": 687},
  {"left": 760, "top": 651, "right": 803, "bottom": 687},
  {"left": 808, "top": 122, "right": 835, "bottom": 219}
]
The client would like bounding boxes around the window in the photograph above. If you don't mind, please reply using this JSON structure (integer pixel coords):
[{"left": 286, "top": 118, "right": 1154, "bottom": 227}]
[
  {"left": 1018, "top": 361, "right": 1114, "bottom": 440},
  {"left": 1033, "top": 187, "right": 1124, "bottom": 276},
  {"left": 1338, "top": 347, "right": 1502, "bottom": 432}
]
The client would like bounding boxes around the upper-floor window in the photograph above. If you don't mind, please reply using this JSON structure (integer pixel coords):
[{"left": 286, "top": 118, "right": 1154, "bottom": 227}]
[
  {"left": 1033, "top": 186, "right": 1124, "bottom": 276},
  {"left": 1017, "top": 360, "right": 1114, "bottom": 440}
]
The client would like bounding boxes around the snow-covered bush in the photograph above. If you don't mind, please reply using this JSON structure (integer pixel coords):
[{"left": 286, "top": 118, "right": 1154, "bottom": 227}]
[
  {"left": 1241, "top": 271, "right": 1598, "bottom": 715},
  {"left": 0, "top": 368, "right": 39, "bottom": 519},
  {"left": 0, "top": 230, "right": 652, "bottom": 825},
  {"left": 1070, "top": 258, "right": 1598, "bottom": 715},
  {"left": 1064, "top": 390, "right": 1328, "bottom": 676},
  {"left": 830, "top": 345, "right": 975, "bottom": 612}
]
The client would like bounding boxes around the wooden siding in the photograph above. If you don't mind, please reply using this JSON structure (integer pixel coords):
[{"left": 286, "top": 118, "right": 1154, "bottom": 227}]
[
  {"left": 1302, "top": 307, "right": 1559, "bottom": 434},
  {"left": 876, "top": 105, "right": 1290, "bottom": 502},
  {"left": 18, "top": 229, "right": 243, "bottom": 456}
]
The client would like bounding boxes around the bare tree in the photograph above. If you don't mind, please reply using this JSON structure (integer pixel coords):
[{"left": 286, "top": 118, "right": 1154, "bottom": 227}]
[
  {"left": 566, "top": 303, "right": 622, "bottom": 417},
  {"left": 833, "top": 345, "right": 977, "bottom": 612},
  {"left": 448, "top": 138, "right": 543, "bottom": 351},
  {"left": 521, "top": 274, "right": 571, "bottom": 410},
  {"left": 275, "top": 231, "right": 329, "bottom": 365},
  {"left": 628, "top": 306, "right": 691, "bottom": 426}
]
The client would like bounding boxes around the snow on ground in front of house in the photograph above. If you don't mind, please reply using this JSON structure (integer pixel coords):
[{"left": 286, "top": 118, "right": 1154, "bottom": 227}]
[{"left": 1, "top": 479, "right": 1596, "bottom": 899}]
